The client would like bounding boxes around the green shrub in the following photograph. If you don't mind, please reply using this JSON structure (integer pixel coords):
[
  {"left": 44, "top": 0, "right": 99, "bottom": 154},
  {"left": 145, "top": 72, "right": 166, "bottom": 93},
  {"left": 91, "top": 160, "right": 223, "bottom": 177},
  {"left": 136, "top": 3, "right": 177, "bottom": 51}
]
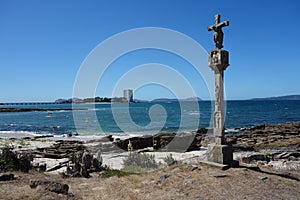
[
  {"left": 163, "top": 154, "right": 177, "bottom": 166},
  {"left": 122, "top": 152, "right": 158, "bottom": 172},
  {"left": 0, "top": 144, "right": 32, "bottom": 172},
  {"left": 100, "top": 165, "right": 133, "bottom": 178}
]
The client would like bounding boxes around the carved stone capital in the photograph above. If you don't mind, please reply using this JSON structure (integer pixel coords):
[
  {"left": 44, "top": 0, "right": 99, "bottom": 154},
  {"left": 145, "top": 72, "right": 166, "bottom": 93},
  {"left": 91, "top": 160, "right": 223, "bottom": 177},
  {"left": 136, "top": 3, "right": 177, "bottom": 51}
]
[{"left": 208, "top": 49, "right": 229, "bottom": 72}]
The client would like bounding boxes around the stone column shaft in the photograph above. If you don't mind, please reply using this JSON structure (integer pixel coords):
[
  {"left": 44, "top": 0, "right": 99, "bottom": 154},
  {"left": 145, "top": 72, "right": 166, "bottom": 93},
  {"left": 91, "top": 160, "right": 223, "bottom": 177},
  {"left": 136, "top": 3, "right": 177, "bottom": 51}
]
[
  {"left": 208, "top": 49, "right": 229, "bottom": 145},
  {"left": 214, "top": 69, "right": 225, "bottom": 145}
]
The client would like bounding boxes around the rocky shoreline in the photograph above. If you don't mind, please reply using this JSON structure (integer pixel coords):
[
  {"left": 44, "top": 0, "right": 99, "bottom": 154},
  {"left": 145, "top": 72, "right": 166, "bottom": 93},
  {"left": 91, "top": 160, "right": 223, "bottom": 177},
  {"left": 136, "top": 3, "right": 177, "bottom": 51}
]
[
  {"left": 226, "top": 121, "right": 300, "bottom": 151},
  {"left": 0, "top": 121, "right": 299, "bottom": 199}
]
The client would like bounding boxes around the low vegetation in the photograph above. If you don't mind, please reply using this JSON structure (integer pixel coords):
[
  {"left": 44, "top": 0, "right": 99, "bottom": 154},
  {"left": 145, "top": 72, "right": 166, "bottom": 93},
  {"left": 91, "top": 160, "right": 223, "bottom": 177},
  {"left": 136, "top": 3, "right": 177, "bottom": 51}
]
[
  {"left": 99, "top": 165, "right": 134, "bottom": 178},
  {"left": 163, "top": 154, "right": 177, "bottom": 166},
  {"left": 0, "top": 144, "right": 33, "bottom": 172},
  {"left": 122, "top": 152, "right": 159, "bottom": 173}
]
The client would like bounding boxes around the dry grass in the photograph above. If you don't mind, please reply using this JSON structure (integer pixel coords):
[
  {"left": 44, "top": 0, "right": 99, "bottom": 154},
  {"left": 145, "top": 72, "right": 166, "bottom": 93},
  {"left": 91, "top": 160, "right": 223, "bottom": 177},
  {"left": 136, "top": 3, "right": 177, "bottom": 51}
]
[{"left": 0, "top": 163, "right": 299, "bottom": 200}]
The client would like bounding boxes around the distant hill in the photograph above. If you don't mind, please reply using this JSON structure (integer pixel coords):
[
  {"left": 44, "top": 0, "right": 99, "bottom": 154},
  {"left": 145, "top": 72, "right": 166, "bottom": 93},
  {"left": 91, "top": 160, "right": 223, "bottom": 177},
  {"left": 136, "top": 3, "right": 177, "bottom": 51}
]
[
  {"left": 151, "top": 97, "right": 202, "bottom": 103},
  {"left": 184, "top": 97, "right": 202, "bottom": 101},
  {"left": 151, "top": 98, "right": 178, "bottom": 103},
  {"left": 251, "top": 95, "right": 300, "bottom": 101}
]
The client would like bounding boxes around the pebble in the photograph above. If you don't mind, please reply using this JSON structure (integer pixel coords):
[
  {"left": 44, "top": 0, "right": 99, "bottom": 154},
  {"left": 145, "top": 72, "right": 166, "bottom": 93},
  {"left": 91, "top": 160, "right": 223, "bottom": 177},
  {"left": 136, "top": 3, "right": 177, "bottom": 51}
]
[
  {"left": 188, "top": 165, "right": 199, "bottom": 171},
  {"left": 258, "top": 176, "right": 268, "bottom": 180},
  {"left": 211, "top": 173, "right": 230, "bottom": 178},
  {"left": 156, "top": 173, "right": 171, "bottom": 184}
]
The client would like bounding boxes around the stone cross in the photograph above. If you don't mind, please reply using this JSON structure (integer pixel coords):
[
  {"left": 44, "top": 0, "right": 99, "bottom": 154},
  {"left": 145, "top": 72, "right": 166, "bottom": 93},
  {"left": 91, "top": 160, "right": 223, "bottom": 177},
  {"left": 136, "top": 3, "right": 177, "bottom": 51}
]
[
  {"left": 208, "top": 14, "right": 229, "bottom": 49},
  {"left": 207, "top": 14, "right": 233, "bottom": 165}
]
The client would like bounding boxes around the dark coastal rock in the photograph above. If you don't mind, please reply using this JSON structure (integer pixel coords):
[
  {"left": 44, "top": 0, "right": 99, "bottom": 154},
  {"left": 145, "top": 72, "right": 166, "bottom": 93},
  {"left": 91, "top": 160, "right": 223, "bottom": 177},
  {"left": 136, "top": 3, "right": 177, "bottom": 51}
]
[
  {"left": 92, "top": 149, "right": 102, "bottom": 171},
  {"left": 80, "top": 164, "right": 90, "bottom": 178},
  {"left": 0, "top": 173, "right": 14, "bottom": 181},
  {"left": 44, "top": 182, "right": 69, "bottom": 194},
  {"left": 226, "top": 122, "right": 300, "bottom": 151},
  {"left": 63, "top": 149, "right": 102, "bottom": 178},
  {"left": 82, "top": 151, "right": 93, "bottom": 169},
  {"left": 196, "top": 128, "right": 209, "bottom": 135},
  {"left": 113, "top": 132, "right": 203, "bottom": 152},
  {"left": 31, "top": 140, "right": 106, "bottom": 177},
  {"left": 241, "top": 154, "right": 269, "bottom": 164},
  {"left": 46, "top": 161, "right": 68, "bottom": 172},
  {"left": 38, "top": 163, "right": 47, "bottom": 172},
  {"left": 33, "top": 135, "right": 54, "bottom": 139},
  {"left": 42, "top": 152, "right": 68, "bottom": 159},
  {"left": 114, "top": 135, "right": 154, "bottom": 151},
  {"left": 272, "top": 151, "right": 300, "bottom": 160},
  {"left": 153, "top": 132, "right": 176, "bottom": 150},
  {"left": 29, "top": 179, "right": 69, "bottom": 194},
  {"left": 156, "top": 132, "right": 204, "bottom": 151},
  {"left": 92, "top": 158, "right": 100, "bottom": 171},
  {"left": 35, "top": 140, "right": 85, "bottom": 159}
]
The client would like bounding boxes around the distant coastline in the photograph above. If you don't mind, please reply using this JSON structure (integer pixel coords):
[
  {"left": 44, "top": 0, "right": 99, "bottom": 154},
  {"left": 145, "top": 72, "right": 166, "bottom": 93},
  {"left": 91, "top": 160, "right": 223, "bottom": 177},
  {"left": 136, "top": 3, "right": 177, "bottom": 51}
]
[
  {"left": 250, "top": 95, "right": 300, "bottom": 101},
  {"left": 1, "top": 95, "right": 299, "bottom": 105},
  {"left": 0, "top": 108, "right": 87, "bottom": 113}
]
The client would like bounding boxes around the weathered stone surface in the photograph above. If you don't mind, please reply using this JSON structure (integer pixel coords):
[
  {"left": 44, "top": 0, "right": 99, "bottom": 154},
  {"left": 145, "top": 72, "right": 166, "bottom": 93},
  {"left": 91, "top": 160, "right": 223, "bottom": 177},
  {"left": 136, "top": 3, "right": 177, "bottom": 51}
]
[
  {"left": 114, "top": 135, "right": 154, "bottom": 151},
  {"left": 0, "top": 173, "right": 14, "bottom": 181},
  {"left": 114, "top": 132, "right": 203, "bottom": 152},
  {"left": 208, "top": 14, "right": 229, "bottom": 49},
  {"left": 226, "top": 122, "right": 300, "bottom": 151},
  {"left": 211, "top": 173, "right": 230, "bottom": 178},
  {"left": 80, "top": 164, "right": 89, "bottom": 178},
  {"left": 38, "top": 163, "right": 46, "bottom": 172},
  {"left": 240, "top": 154, "right": 269, "bottom": 164},
  {"left": 35, "top": 140, "right": 85, "bottom": 159},
  {"left": 196, "top": 128, "right": 209, "bottom": 135},
  {"left": 207, "top": 144, "right": 233, "bottom": 165},
  {"left": 82, "top": 151, "right": 92, "bottom": 169}
]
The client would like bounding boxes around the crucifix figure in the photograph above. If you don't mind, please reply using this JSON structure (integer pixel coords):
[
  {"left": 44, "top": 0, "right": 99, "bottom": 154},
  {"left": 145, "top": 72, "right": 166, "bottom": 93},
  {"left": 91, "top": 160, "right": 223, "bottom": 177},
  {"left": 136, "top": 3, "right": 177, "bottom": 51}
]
[{"left": 208, "top": 14, "right": 229, "bottom": 49}]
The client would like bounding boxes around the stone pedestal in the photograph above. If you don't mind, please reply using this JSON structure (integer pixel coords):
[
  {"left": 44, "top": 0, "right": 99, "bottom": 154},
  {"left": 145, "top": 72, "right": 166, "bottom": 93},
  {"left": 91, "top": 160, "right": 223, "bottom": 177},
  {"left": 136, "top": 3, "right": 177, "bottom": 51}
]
[
  {"left": 207, "top": 144, "right": 233, "bottom": 165},
  {"left": 207, "top": 49, "right": 233, "bottom": 165}
]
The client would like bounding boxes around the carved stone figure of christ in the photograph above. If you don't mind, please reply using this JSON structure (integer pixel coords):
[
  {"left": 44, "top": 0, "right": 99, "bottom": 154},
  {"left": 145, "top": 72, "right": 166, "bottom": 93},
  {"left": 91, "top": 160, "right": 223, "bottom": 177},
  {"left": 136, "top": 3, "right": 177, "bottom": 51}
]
[{"left": 208, "top": 14, "right": 229, "bottom": 49}]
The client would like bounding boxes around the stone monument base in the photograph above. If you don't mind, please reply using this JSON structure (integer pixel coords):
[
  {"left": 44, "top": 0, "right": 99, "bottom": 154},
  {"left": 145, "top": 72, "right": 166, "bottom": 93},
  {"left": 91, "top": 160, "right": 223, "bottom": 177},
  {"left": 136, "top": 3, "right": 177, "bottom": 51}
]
[{"left": 207, "top": 144, "right": 233, "bottom": 165}]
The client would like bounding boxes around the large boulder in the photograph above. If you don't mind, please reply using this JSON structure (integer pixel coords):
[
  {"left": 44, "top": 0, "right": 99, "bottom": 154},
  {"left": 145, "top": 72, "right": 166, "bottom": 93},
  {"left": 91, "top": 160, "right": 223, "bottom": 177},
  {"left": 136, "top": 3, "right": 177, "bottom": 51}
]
[
  {"left": 113, "top": 132, "right": 203, "bottom": 152},
  {"left": 0, "top": 173, "right": 14, "bottom": 181},
  {"left": 114, "top": 135, "right": 154, "bottom": 150},
  {"left": 82, "top": 151, "right": 93, "bottom": 169}
]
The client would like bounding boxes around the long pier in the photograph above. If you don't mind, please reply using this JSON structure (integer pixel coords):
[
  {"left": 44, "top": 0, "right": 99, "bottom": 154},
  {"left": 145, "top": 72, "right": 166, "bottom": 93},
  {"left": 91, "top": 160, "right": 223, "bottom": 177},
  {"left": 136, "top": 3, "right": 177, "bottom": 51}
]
[{"left": 0, "top": 102, "right": 59, "bottom": 106}]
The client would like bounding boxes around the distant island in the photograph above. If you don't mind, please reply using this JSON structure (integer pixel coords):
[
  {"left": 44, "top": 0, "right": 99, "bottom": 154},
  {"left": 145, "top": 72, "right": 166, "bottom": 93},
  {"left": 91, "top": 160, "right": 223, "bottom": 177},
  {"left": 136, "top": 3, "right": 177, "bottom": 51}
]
[
  {"left": 55, "top": 97, "right": 131, "bottom": 104},
  {"left": 250, "top": 95, "right": 300, "bottom": 101},
  {"left": 54, "top": 97, "right": 203, "bottom": 104}
]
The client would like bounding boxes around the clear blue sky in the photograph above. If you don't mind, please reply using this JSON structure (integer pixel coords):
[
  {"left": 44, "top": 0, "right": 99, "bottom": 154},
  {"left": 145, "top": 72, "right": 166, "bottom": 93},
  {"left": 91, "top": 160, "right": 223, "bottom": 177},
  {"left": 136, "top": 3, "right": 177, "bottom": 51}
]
[{"left": 1, "top": 0, "right": 299, "bottom": 102}]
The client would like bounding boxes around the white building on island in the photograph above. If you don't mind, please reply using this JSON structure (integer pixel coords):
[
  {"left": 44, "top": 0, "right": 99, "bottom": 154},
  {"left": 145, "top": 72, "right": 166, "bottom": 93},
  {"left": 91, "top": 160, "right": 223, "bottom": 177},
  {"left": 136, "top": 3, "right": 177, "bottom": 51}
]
[{"left": 123, "top": 89, "right": 133, "bottom": 102}]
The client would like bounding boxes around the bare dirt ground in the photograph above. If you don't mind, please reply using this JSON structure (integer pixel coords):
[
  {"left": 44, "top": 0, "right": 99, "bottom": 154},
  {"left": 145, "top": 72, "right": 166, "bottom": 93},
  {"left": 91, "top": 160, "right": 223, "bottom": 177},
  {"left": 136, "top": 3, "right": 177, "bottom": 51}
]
[{"left": 0, "top": 163, "right": 299, "bottom": 200}]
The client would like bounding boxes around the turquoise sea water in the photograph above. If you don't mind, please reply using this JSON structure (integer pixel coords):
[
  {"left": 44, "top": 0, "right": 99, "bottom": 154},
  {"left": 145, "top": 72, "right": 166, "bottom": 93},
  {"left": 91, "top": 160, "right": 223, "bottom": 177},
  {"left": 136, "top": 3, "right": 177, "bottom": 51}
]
[{"left": 0, "top": 100, "right": 299, "bottom": 136}]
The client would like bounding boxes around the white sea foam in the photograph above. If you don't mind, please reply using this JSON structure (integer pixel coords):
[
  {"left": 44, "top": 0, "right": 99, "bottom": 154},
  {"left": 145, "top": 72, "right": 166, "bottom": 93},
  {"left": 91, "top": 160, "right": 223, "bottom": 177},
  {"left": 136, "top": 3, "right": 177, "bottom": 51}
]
[
  {"left": 0, "top": 130, "right": 51, "bottom": 139},
  {"left": 225, "top": 128, "right": 240, "bottom": 134},
  {"left": 187, "top": 111, "right": 200, "bottom": 116},
  {"left": 4, "top": 123, "right": 18, "bottom": 127}
]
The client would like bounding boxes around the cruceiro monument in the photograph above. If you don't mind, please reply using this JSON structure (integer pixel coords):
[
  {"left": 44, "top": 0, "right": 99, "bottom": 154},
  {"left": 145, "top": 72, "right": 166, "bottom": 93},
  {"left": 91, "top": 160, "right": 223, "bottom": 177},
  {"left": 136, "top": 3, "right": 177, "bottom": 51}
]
[{"left": 207, "top": 14, "right": 233, "bottom": 165}]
